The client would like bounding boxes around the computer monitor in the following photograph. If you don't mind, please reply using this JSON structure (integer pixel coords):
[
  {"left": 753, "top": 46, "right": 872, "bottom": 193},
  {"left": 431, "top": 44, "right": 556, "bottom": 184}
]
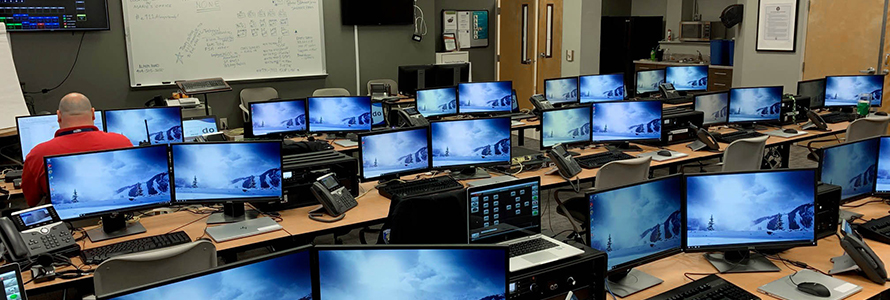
[
  {"left": 580, "top": 73, "right": 626, "bottom": 103},
  {"left": 398, "top": 64, "right": 437, "bottom": 96},
  {"left": 877, "top": 137, "right": 890, "bottom": 194},
  {"left": 694, "top": 92, "right": 730, "bottom": 127},
  {"left": 798, "top": 78, "right": 826, "bottom": 108},
  {"left": 819, "top": 137, "right": 879, "bottom": 202},
  {"left": 416, "top": 87, "right": 458, "bottom": 118},
  {"left": 432, "top": 63, "right": 471, "bottom": 87},
  {"left": 430, "top": 117, "right": 511, "bottom": 180},
  {"left": 359, "top": 127, "right": 430, "bottom": 181},
  {"left": 468, "top": 177, "right": 541, "bottom": 244},
  {"left": 307, "top": 96, "right": 372, "bottom": 134},
  {"left": 635, "top": 69, "right": 666, "bottom": 96},
  {"left": 249, "top": 99, "right": 307, "bottom": 137},
  {"left": 16, "top": 111, "right": 104, "bottom": 159},
  {"left": 544, "top": 77, "right": 580, "bottom": 105},
  {"left": 45, "top": 145, "right": 172, "bottom": 241},
  {"left": 371, "top": 102, "right": 386, "bottom": 127},
  {"left": 458, "top": 81, "right": 514, "bottom": 114},
  {"left": 171, "top": 141, "right": 282, "bottom": 224},
  {"left": 104, "top": 107, "right": 183, "bottom": 146},
  {"left": 665, "top": 66, "right": 708, "bottom": 92},
  {"left": 99, "top": 246, "right": 313, "bottom": 300},
  {"left": 587, "top": 175, "right": 682, "bottom": 296},
  {"left": 541, "top": 106, "right": 591, "bottom": 150},
  {"left": 684, "top": 169, "right": 817, "bottom": 273},
  {"left": 182, "top": 115, "right": 219, "bottom": 141},
  {"left": 728, "top": 86, "right": 783, "bottom": 125},
  {"left": 316, "top": 245, "right": 508, "bottom": 300},
  {"left": 824, "top": 75, "right": 884, "bottom": 108},
  {"left": 591, "top": 100, "right": 662, "bottom": 147}
]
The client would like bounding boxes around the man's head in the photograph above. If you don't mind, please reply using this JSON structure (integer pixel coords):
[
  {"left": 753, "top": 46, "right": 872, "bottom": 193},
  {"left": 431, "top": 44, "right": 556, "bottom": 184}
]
[{"left": 57, "top": 93, "right": 96, "bottom": 129}]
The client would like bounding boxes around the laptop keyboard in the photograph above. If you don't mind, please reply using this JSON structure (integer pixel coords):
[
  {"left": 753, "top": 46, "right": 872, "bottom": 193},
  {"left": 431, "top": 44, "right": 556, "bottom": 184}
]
[{"left": 509, "top": 238, "right": 558, "bottom": 257}]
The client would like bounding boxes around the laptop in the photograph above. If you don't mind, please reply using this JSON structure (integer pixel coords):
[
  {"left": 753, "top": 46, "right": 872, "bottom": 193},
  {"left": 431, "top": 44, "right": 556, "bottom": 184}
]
[
  {"left": 468, "top": 177, "right": 584, "bottom": 272},
  {"left": 205, "top": 217, "right": 282, "bottom": 242},
  {"left": 182, "top": 115, "right": 220, "bottom": 142}
]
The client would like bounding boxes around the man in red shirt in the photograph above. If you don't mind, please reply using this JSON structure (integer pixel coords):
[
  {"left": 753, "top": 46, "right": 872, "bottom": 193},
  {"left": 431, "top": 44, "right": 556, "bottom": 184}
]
[{"left": 21, "top": 93, "right": 133, "bottom": 207}]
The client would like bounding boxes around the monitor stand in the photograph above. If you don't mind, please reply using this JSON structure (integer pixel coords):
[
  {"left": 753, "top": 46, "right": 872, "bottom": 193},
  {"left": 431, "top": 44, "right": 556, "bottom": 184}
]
[
  {"left": 607, "top": 269, "right": 663, "bottom": 298},
  {"left": 605, "top": 142, "right": 642, "bottom": 152},
  {"left": 451, "top": 167, "right": 492, "bottom": 181},
  {"left": 328, "top": 133, "right": 360, "bottom": 142},
  {"left": 704, "top": 251, "right": 780, "bottom": 273},
  {"left": 86, "top": 214, "right": 148, "bottom": 242},
  {"left": 738, "top": 124, "right": 767, "bottom": 131},
  {"left": 207, "top": 202, "right": 261, "bottom": 224}
]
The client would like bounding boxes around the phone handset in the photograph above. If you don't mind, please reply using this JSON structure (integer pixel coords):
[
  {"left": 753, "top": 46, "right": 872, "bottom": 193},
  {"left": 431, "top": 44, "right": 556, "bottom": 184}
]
[
  {"left": 801, "top": 106, "right": 829, "bottom": 131},
  {"left": 529, "top": 94, "right": 554, "bottom": 116},
  {"left": 834, "top": 220, "right": 888, "bottom": 284},
  {"left": 686, "top": 122, "right": 720, "bottom": 151},
  {"left": 547, "top": 144, "right": 582, "bottom": 178}
]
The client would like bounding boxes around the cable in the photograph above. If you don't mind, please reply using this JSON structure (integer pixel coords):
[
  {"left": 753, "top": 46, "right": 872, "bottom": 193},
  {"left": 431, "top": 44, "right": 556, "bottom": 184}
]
[
  {"left": 605, "top": 280, "right": 618, "bottom": 300},
  {"left": 841, "top": 199, "right": 886, "bottom": 208},
  {"left": 413, "top": 0, "right": 427, "bottom": 37},
  {"left": 25, "top": 32, "right": 87, "bottom": 94}
]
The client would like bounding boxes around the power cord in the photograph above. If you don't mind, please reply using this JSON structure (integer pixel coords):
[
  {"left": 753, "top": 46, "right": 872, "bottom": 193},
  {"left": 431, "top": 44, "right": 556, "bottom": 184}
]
[
  {"left": 413, "top": 0, "right": 427, "bottom": 38},
  {"left": 25, "top": 32, "right": 87, "bottom": 94}
]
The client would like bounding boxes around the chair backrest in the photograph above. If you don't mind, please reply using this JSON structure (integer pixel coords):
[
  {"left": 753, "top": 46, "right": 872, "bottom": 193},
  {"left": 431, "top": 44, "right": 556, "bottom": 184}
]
[
  {"left": 594, "top": 156, "right": 651, "bottom": 190},
  {"left": 721, "top": 135, "right": 768, "bottom": 172},
  {"left": 367, "top": 79, "right": 399, "bottom": 96},
  {"left": 846, "top": 116, "right": 890, "bottom": 142},
  {"left": 312, "top": 88, "right": 351, "bottom": 97},
  {"left": 240, "top": 87, "right": 279, "bottom": 107},
  {"left": 93, "top": 240, "right": 217, "bottom": 298}
]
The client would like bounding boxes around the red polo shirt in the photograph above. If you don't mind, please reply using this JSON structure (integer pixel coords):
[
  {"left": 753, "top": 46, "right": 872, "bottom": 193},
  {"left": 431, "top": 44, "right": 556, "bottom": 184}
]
[{"left": 21, "top": 125, "right": 133, "bottom": 207}]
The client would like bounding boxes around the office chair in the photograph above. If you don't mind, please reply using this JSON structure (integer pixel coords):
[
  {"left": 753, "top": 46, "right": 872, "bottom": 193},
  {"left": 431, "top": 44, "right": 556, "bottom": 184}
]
[
  {"left": 805, "top": 115, "right": 890, "bottom": 161},
  {"left": 91, "top": 240, "right": 217, "bottom": 298},
  {"left": 554, "top": 157, "right": 652, "bottom": 242},
  {"left": 367, "top": 79, "right": 399, "bottom": 96},
  {"left": 312, "top": 88, "right": 351, "bottom": 97},
  {"left": 720, "top": 135, "right": 768, "bottom": 172},
  {"left": 367, "top": 188, "right": 467, "bottom": 245},
  {"left": 239, "top": 87, "right": 279, "bottom": 123}
]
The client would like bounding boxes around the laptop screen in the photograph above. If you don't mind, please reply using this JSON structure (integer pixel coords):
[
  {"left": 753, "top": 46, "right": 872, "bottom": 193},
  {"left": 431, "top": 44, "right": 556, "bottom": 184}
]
[{"left": 468, "top": 178, "right": 541, "bottom": 243}]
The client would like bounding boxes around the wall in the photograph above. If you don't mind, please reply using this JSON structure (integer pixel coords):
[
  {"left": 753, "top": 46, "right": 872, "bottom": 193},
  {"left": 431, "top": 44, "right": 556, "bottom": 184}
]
[
  {"left": 696, "top": 0, "right": 737, "bottom": 21},
  {"left": 732, "top": 0, "right": 808, "bottom": 92},
  {"left": 581, "top": 0, "right": 604, "bottom": 75},
  {"left": 434, "top": 0, "right": 498, "bottom": 82},
  {"left": 603, "top": 0, "right": 633, "bottom": 16},
  {"left": 632, "top": 0, "right": 668, "bottom": 17},
  {"left": 562, "top": 0, "right": 583, "bottom": 76},
  {"left": 10, "top": 0, "right": 438, "bottom": 128}
]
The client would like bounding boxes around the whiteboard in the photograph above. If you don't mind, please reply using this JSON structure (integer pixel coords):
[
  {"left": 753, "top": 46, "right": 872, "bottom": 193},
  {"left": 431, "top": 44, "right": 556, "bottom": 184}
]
[
  {"left": 122, "top": 0, "right": 327, "bottom": 87},
  {"left": 0, "top": 24, "right": 30, "bottom": 130}
]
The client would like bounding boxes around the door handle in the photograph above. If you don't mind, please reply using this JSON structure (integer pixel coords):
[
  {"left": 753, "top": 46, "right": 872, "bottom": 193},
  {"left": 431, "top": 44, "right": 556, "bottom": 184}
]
[
  {"left": 540, "top": 53, "right": 548, "bottom": 58},
  {"left": 522, "top": 59, "right": 533, "bottom": 64},
  {"left": 861, "top": 67, "right": 877, "bottom": 74},
  {"left": 884, "top": 53, "right": 890, "bottom": 66}
]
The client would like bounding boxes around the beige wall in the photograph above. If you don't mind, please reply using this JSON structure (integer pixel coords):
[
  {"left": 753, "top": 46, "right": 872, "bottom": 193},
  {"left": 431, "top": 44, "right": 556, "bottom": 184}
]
[{"left": 732, "top": 0, "right": 808, "bottom": 92}]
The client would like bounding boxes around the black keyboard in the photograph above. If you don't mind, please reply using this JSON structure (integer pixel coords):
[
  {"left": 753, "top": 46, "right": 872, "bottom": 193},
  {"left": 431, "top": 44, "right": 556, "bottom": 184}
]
[
  {"left": 647, "top": 274, "right": 760, "bottom": 300},
  {"left": 821, "top": 112, "right": 858, "bottom": 124},
  {"left": 856, "top": 215, "right": 890, "bottom": 244},
  {"left": 714, "top": 131, "right": 766, "bottom": 144},
  {"left": 509, "top": 238, "right": 558, "bottom": 257},
  {"left": 81, "top": 231, "right": 192, "bottom": 265},
  {"left": 663, "top": 97, "right": 693, "bottom": 105},
  {"left": 177, "top": 78, "right": 232, "bottom": 94},
  {"left": 575, "top": 151, "right": 635, "bottom": 169},
  {"left": 378, "top": 176, "right": 465, "bottom": 199}
]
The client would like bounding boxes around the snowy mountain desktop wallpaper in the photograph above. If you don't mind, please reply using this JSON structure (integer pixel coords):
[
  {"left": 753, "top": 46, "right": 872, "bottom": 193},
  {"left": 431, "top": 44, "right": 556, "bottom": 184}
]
[
  {"left": 317, "top": 248, "right": 507, "bottom": 300},
  {"left": 591, "top": 101, "right": 662, "bottom": 142},
  {"left": 545, "top": 78, "right": 579, "bottom": 104},
  {"left": 361, "top": 128, "right": 430, "bottom": 179},
  {"left": 542, "top": 106, "right": 591, "bottom": 148},
  {"left": 877, "top": 137, "right": 890, "bottom": 192},
  {"left": 431, "top": 118, "right": 512, "bottom": 168},
  {"left": 666, "top": 66, "right": 708, "bottom": 91},
  {"left": 172, "top": 142, "right": 282, "bottom": 202},
  {"left": 580, "top": 74, "right": 625, "bottom": 103},
  {"left": 109, "top": 249, "right": 313, "bottom": 300},
  {"left": 636, "top": 70, "right": 665, "bottom": 94},
  {"left": 47, "top": 146, "right": 172, "bottom": 220},
  {"left": 589, "top": 176, "right": 682, "bottom": 270},
  {"left": 105, "top": 107, "right": 183, "bottom": 146},
  {"left": 695, "top": 92, "right": 730, "bottom": 126},
  {"left": 17, "top": 111, "right": 104, "bottom": 158},
  {"left": 417, "top": 87, "right": 458, "bottom": 118},
  {"left": 685, "top": 170, "right": 816, "bottom": 249},
  {"left": 825, "top": 75, "right": 883, "bottom": 107},
  {"left": 459, "top": 82, "right": 513, "bottom": 114},
  {"left": 251, "top": 100, "right": 307, "bottom": 136},
  {"left": 308, "top": 97, "right": 372, "bottom": 132},
  {"left": 728, "top": 87, "right": 783, "bottom": 123},
  {"left": 821, "top": 138, "right": 879, "bottom": 200}
]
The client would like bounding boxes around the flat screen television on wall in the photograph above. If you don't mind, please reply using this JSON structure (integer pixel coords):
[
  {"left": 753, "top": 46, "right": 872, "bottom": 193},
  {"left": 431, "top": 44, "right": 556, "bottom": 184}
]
[{"left": 341, "top": 0, "right": 414, "bottom": 26}]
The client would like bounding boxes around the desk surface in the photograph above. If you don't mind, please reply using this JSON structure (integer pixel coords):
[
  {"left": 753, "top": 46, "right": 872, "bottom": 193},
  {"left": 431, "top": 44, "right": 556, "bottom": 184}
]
[{"left": 0, "top": 174, "right": 21, "bottom": 195}]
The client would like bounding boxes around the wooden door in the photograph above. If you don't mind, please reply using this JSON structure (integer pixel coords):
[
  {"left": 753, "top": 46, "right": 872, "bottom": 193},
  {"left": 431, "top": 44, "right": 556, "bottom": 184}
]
[
  {"left": 498, "top": 0, "right": 537, "bottom": 110},
  {"left": 535, "top": 0, "right": 563, "bottom": 94},
  {"left": 803, "top": 0, "right": 885, "bottom": 80}
]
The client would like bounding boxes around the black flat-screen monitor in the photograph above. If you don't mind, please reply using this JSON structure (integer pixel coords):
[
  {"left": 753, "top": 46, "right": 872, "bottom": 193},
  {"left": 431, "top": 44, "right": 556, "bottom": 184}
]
[
  {"left": 590, "top": 100, "right": 662, "bottom": 143},
  {"left": 398, "top": 64, "right": 437, "bottom": 96},
  {"left": 541, "top": 105, "right": 591, "bottom": 149},
  {"left": 544, "top": 77, "right": 580, "bottom": 105},
  {"left": 819, "top": 137, "right": 880, "bottom": 202},
  {"left": 824, "top": 75, "right": 884, "bottom": 108},
  {"left": 665, "top": 66, "right": 709, "bottom": 92},
  {"left": 416, "top": 87, "right": 458, "bottom": 118},
  {"left": 359, "top": 127, "right": 430, "bottom": 180},
  {"left": 341, "top": 0, "right": 413, "bottom": 25},
  {"left": 727, "top": 86, "right": 783, "bottom": 124},
  {"left": 1, "top": 0, "right": 110, "bottom": 31},
  {"left": 104, "top": 107, "right": 183, "bottom": 146},
  {"left": 694, "top": 92, "right": 730, "bottom": 127},
  {"left": 430, "top": 117, "right": 512, "bottom": 170},
  {"left": 316, "top": 245, "right": 508, "bottom": 300},
  {"left": 798, "top": 78, "right": 826, "bottom": 108},
  {"left": 580, "top": 73, "right": 626, "bottom": 103},
  {"left": 307, "top": 96, "right": 372, "bottom": 134},
  {"left": 171, "top": 141, "right": 282, "bottom": 204},
  {"left": 45, "top": 145, "right": 172, "bottom": 221},
  {"left": 458, "top": 81, "right": 514, "bottom": 114},
  {"left": 432, "top": 63, "right": 471, "bottom": 87},
  {"left": 16, "top": 111, "right": 105, "bottom": 159},
  {"left": 249, "top": 99, "right": 307, "bottom": 137},
  {"left": 635, "top": 69, "right": 666, "bottom": 95}
]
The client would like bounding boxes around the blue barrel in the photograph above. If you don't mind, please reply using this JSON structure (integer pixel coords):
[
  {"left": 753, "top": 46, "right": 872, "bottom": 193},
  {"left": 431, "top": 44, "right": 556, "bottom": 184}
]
[
  {"left": 710, "top": 40, "right": 727, "bottom": 66},
  {"left": 727, "top": 40, "right": 735, "bottom": 66}
]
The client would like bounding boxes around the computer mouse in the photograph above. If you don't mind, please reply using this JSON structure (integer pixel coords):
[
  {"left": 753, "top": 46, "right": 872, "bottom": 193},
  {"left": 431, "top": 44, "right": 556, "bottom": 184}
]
[
  {"left": 797, "top": 282, "right": 831, "bottom": 298},
  {"left": 783, "top": 128, "right": 799, "bottom": 134},
  {"left": 876, "top": 111, "right": 889, "bottom": 116},
  {"left": 657, "top": 150, "right": 672, "bottom": 157}
]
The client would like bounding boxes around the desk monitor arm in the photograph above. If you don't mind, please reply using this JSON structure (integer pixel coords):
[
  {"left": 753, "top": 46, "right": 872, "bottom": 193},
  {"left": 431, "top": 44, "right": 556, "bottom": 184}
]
[{"left": 605, "top": 142, "right": 643, "bottom": 152}]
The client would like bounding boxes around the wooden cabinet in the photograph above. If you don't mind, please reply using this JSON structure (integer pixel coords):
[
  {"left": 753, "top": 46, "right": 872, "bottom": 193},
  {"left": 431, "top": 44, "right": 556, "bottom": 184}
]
[
  {"left": 708, "top": 68, "right": 733, "bottom": 92},
  {"left": 635, "top": 63, "right": 665, "bottom": 72}
]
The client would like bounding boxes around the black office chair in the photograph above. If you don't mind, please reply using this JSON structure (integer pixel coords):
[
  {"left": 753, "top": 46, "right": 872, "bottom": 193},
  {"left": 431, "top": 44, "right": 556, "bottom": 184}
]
[{"left": 365, "top": 188, "right": 468, "bottom": 244}]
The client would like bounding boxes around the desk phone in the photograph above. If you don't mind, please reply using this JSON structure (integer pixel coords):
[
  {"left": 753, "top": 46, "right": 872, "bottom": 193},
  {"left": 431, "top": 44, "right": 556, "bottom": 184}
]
[
  {"left": 309, "top": 173, "right": 358, "bottom": 222},
  {"left": 0, "top": 205, "right": 75, "bottom": 262}
]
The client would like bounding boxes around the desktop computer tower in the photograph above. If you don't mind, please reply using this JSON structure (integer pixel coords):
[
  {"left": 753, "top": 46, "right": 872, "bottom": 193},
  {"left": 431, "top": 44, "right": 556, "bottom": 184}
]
[
  {"left": 656, "top": 108, "right": 704, "bottom": 145},
  {"left": 508, "top": 244, "right": 607, "bottom": 300},
  {"left": 254, "top": 150, "right": 359, "bottom": 212},
  {"left": 815, "top": 183, "right": 841, "bottom": 240},
  {"left": 780, "top": 95, "right": 812, "bottom": 125}
]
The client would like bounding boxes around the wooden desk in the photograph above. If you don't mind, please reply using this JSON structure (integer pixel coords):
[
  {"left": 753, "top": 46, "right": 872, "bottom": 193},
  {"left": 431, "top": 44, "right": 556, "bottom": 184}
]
[
  {"left": 289, "top": 134, "right": 358, "bottom": 152},
  {"left": 277, "top": 182, "right": 391, "bottom": 240},
  {"left": 624, "top": 198, "right": 890, "bottom": 300},
  {"left": 0, "top": 174, "right": 21, "bottom": 196}
]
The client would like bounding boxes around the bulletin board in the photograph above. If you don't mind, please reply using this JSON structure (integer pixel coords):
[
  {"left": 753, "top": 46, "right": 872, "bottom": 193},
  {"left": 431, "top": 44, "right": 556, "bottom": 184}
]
[{"left": 442, "top": 10, "right": 489, "bottom": 50}]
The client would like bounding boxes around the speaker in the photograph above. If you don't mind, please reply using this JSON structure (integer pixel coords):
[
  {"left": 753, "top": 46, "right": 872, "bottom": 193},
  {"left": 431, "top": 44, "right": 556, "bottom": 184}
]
[
  {"left": 721, "top": 5, "right": 744, "bottom": 28},
  {"left": 815, "top": 183, "right": 841, "bottom": 240}
]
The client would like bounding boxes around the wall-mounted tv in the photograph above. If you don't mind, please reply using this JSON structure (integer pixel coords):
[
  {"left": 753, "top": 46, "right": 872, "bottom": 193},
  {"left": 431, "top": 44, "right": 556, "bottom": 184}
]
[{"left": 341, "top": 0, "right": 414, "bottom": 26}]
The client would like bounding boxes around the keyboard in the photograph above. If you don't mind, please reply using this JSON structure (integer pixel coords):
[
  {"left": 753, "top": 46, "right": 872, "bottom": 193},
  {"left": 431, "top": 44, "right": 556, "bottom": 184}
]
[
  {"left": 81, "top": 231, "right": 192, "bottom": 265},
  {"left": 821, "top": 112, "right": 858, "bottom": 124},
  {"left": 663, "top": 97, "right": 693, "bottom": 105},
  {"left": 509, "top": 238, "right": 558, "bottom": 257},
  {"left": 575, "top": 151, "right": 635, "bottom": 169},
  {"left": 855, "top": 215, "right": 890, "bottom": 244},
  {"left": 176, "top": 78, "right": 232, "bottom": 94},
  {"left": 647, "top": 274, "right": 760, "bottom": 300},
  {"left": 714, "top": 131, "right": 766, "bottom": 144},
  {"left": 378, "top": 176, "right": 465, "bottom": 199}
]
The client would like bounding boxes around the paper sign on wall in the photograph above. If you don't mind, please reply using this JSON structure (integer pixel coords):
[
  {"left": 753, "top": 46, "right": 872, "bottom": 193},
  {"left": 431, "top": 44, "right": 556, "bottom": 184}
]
[{"left": 442, "top": 10, "right": 489, "bottom": 50}]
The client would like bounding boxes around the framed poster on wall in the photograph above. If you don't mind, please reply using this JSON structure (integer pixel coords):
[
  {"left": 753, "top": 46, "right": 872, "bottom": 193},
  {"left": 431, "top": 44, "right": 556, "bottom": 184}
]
[{"left": 756, "top": 0, "right": 800, "bottom": 52}]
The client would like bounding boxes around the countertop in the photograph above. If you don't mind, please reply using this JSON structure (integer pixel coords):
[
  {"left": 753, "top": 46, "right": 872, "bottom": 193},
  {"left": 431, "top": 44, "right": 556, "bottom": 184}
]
[{"left": 634, "top": 59, "right": 733, "bottom": 70}]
